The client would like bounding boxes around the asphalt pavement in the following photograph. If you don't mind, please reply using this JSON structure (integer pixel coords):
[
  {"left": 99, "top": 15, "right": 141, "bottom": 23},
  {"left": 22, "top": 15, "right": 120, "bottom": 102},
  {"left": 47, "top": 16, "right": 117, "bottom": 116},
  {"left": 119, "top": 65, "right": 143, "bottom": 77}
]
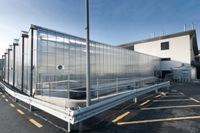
[{"left": 0, "top": 88, "right": 67, "bottom": 133}]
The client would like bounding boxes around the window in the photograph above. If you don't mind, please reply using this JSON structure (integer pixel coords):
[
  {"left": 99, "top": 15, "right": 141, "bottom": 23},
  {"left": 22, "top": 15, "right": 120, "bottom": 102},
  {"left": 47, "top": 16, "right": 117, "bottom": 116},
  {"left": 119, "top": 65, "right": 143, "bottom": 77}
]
[
  {"left": 161, "top": 58, "right": 171, "bottom": 61},
  {"left": 161, "top": 42, "right": 169, "bottom": 50}
]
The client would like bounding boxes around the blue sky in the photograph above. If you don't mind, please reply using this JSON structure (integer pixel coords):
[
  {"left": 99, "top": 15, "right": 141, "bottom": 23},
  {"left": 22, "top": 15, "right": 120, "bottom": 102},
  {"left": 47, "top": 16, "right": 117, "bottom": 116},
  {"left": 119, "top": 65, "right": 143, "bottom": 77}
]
[{"left": 0, "top": 0, "right": 200, "bottom": 56}]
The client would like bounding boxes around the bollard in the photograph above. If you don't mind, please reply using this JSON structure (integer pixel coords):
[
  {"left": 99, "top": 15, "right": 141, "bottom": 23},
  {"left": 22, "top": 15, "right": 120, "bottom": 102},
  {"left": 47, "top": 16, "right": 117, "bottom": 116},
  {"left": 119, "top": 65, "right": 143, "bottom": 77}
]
[{"left": 134, "top": 97, "right": 137, "bottom": 103}]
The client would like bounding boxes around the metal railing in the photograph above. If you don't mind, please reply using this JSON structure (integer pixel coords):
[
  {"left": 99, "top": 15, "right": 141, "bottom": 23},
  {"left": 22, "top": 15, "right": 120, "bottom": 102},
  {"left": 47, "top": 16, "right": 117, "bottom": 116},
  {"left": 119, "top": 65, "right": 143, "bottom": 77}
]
[
  {"left": 0, "top": 80, "right": 170, "bottom": 131},
  {"left": 35, "top": 76, "right": 157, "bottom": 99}
]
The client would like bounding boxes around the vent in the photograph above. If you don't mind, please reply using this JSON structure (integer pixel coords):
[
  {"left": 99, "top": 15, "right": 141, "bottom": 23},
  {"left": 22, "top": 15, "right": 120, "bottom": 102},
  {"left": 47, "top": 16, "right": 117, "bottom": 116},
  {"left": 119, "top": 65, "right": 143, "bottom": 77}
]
[{"left": 57, "top": 65, "right": 64, "bottom": 70}]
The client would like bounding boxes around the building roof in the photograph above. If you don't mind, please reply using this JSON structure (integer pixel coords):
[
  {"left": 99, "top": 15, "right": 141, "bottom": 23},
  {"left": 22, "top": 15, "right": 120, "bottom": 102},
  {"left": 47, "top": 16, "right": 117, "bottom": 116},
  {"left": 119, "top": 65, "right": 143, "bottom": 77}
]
[{"left": 119, "top": 30, "right": 199, "bottom": 55}]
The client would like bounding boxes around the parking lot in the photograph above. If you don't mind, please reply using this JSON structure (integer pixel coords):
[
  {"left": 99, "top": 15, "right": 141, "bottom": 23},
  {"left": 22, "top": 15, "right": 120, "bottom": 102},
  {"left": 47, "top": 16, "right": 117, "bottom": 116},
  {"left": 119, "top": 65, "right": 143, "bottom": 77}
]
[
  {"left": 0, "top": 82, "right": 200, "bottom": 133},
  {"left": 85, "top": 82, "right": 200, "bottom": 133}
]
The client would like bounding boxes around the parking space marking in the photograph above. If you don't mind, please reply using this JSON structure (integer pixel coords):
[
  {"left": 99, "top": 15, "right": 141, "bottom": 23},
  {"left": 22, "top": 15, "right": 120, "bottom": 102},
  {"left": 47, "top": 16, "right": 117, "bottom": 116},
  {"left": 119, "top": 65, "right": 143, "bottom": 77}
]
[
  {"left": 164, "top": 92, "right": 169, "bottom": 94},
  {"left": 117, "top": 115, "right": 200, "bottom": 125},
  {"left": 10, "top": 104, "right": 15, "bottom": 108},
  {"left": 5, "top": 99, "right": 9, "bottom": 102},
  {"left": 179, "top": 92, "right": 185, "bottom": 95},
  {"left": 140, "top": 100, "right": 150, "bottom": 106},
  {"left": 155, "top": 95, "right": 161, "bottom": 98},
  {"left": 171, "top": 89, "right": 177, "bottom": 92},
  {"left": 17, "top": 109, "right": 25, "bottom": 115},
  {"left": 153, "top": 99, "right": 192, "bottom": 102},
  {"left": 29, "top": 119, "right": 43, "bottom": 128},
  {"left": 190, "top": 97, "right": 200, "bottom": 103},
  {"left": 141, "top": 105, "right": 200, "bottom": 111},
  {"left": 112, "top": 112, "right": 130, "bottom": 123},
  {"left": 167, "top": 93, "right": 182, "bottom": 95},
  {"left": 162, "top": 95, "right": 185, "bottom": 98}
]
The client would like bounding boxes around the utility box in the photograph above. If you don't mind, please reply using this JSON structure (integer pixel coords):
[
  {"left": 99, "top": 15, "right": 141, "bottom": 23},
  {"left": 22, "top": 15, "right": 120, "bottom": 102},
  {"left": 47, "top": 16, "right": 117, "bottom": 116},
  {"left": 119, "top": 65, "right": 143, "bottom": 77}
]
[{"left": 173, "top": 65, "right": 197, "bottom": 82}]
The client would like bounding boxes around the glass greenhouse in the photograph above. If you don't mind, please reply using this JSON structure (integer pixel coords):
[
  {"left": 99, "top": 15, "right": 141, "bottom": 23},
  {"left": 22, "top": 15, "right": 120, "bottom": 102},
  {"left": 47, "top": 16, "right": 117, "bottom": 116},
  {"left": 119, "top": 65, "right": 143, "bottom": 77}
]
[{"left": 3, "top": 25, "right": 161, "bottom": 107}]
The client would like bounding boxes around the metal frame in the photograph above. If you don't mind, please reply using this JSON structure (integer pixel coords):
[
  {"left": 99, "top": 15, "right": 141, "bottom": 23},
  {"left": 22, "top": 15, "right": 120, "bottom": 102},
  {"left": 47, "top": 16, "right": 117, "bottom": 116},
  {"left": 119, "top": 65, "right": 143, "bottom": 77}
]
[
  {"left": 30, "top": 28, "right": 34, "bottom": 97},
  {"left": 7, "top": 46, "right": 12, "bottom": 84},
  {"left": 4, "top": 52, "right": 8, "bottom": 82},
  {"left": 13, "top": 39, "right": 19, "bottom": 87},
  {"left": 2, "top": 55, "right": 5, "bottom": 81},
  {"left": 21, "top": 31, "right": 29, "bottom": 93}
]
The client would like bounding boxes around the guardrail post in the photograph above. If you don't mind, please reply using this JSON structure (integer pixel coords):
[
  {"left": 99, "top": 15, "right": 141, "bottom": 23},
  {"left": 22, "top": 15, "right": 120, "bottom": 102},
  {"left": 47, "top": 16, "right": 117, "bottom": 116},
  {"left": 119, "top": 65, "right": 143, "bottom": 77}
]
[
  {"left": 79, "top": 122, "right": 83, "bottom": 133},
  {"left": 155, "top": 89, "right": 158, "bottom": 93},
  {"left": 15, "top": 97, "right": 18, "bottom": 102},
  {"left": 68, "top": 122, "right": 72, "bottom": 132},
  {"left": 97, "top": 78, "right": 99, "bottom": 99},
  {"left": 67, "top": 122, "right": 83, "bottom": 133},
  {"left": 68, "top": 74, "right": 70, "bottom": 99},
  {"left": 30, "top": 105, "right": 34, "bottom": 111},
  {"left": 134, "top": 97, "right": 137, "bottom": 103},
  {"left": 167, "top": 85, "right": 169, "bottom": 90},
  {"left": 116, "top": 78, "right": 118, "bottom": 93}
]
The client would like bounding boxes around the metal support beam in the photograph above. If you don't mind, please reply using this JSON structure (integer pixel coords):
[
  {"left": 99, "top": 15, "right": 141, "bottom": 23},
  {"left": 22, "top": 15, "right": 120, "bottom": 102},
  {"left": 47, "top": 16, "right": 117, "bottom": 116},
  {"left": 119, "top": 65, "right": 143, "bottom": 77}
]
[
  {"left": 2, "top": 55, "right": 5, "bottom": 81},
  {"left": 13, "top": 45, "right": 16, "bottom": 86},
  {"left": 29, "top": 28, "right": 34, "bottom": 111},
  {"left": 21, "top": 31, "right": 28, "bottom": 94},
  {"left": 30, "top": 28, "right": 34, "bottom": 97},
  {"left": 85, "top": 0, "right": 91, "bottom": 107},
  {"left": 4, "top": 53, "right": 7, "bottom": 82},
  {"left": 21, "top": 37, "right": 25, "bottom": 93},
  {"left": 8, "top": 48, "right": 12, "bottom": 84},
  {"left": 13, "top": 39, "right": 19, "bottom": 87}
]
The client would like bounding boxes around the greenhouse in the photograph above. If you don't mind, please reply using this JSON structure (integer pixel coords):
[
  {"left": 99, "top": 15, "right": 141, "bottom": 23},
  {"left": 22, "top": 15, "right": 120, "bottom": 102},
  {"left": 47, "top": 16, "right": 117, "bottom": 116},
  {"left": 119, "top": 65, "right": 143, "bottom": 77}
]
[{"left": 3, "top": 24, "right": 161, "bottom": 108}]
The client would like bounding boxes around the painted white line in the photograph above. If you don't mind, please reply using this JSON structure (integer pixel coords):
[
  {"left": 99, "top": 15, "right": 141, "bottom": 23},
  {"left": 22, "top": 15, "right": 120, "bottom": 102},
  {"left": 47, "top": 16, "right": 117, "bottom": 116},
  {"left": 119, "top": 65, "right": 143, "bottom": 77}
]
[
  {"left": 118, "top": 115, "right": 200, "bottom": 125},
  {"left": 190, "top": 97, "right": 200, "bottom": 103},
  {"left": 141, "top": 105, "right": 200, "bottom": 110}
]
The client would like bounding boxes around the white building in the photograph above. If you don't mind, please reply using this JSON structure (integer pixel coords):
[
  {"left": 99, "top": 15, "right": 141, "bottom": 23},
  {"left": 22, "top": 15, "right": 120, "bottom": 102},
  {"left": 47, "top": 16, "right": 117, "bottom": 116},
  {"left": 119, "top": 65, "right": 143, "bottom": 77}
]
[{"left": 120, "top": 30, "right": 199, "bottom": 80}]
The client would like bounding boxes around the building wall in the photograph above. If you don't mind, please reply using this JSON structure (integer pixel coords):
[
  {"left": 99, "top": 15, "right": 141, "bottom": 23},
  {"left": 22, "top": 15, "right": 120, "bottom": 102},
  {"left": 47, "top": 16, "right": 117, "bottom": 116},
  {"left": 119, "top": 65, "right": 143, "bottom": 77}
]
[
  {"left": 32, "top": 26, "right": 161, "bottom": 97},
  {"left": 0, "top": 59, "right": 3, "bottom": 80},
  {"left": 134, "top": 35, "right": 191, "bottom": 71}
]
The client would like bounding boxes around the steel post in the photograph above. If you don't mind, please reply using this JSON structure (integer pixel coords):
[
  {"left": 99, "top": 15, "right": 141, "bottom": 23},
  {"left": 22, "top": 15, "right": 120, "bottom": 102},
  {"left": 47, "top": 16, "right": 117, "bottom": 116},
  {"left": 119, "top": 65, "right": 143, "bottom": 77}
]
[
  {"left": 116, "top": 78, "right": 118, "bottom": 93},
  {"left": 21, "top": 37, "right": 25, "bottom": 93},
  {"left": 29, "top": 30, "right": 34, "bottom": 115},
  {"left": 21, "top": 31, "right": 28, "bottom": 94},
  {"left": 2, "top": 55, "right": 4, "bottom": 81},
  {"left": 85, "top": 0, "right": 91, "bottom": 106},
  {"left": 4, "top": 53, "right": 7, "bottom": 82},
  {"left": 30, "top": 28, "right": 34, "bottom": 97},
  {"left": 134, "top": 97, "right": 137, "bottom": 103},
  {"left": 13, "top": 39, "right": 19, "bottom": 87},
  {"left": 8, "top": 50, "right": 11, "bottom": 84},
  {"left": 13, "top": 45, "right": 16, "bottom": 86},
  {"left": 97, "top": 78, "right": 99, "bottom": 99}
]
